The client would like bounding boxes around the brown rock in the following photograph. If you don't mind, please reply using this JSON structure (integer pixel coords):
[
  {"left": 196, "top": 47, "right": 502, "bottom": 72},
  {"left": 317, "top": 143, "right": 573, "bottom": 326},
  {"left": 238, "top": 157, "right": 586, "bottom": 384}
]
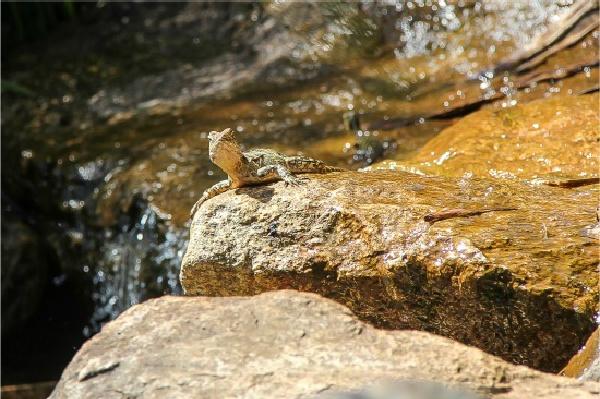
[
  {"left": 181, "top": 170, "right": 598, "bottom": 372},
  {"left": 364, "top": 93, "right": 599, "bottom": 180},
  {"left": 49, "top": 291, "right": 598, "bottom": 399},
  {"left": 561, "top": 327, "right": 600, "bottom": 381},
  {"left": 1, "top": 381, "right": 57, "bottom": 399}
]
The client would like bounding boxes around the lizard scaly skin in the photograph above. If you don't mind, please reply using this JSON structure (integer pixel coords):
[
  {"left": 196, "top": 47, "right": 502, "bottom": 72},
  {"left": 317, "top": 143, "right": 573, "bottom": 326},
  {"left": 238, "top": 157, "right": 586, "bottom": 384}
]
[{"left": 190, "top": 128, "right": 346, "bottom": 218}]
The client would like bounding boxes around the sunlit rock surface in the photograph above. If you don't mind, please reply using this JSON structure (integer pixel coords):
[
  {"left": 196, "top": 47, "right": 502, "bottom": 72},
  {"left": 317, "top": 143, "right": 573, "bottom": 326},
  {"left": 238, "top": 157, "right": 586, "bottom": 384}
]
[
  {"left": 364, "top": 93, "right": 600, "bottom": 180},
  {"left": 49, "top": 291, "right": 598, "bottom": 399},
  {"left": 181, "top": 170, "right": 598, "bottom": 372},
  {"left": 561, "top": 327, "right": 600, "bottom": 381}
]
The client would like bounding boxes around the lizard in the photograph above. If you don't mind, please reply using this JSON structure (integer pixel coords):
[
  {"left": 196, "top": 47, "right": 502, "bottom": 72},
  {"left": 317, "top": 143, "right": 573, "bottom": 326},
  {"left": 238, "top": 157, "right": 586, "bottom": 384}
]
[{"left": 190, "top": 128, "right": 346, "bottom": 218}]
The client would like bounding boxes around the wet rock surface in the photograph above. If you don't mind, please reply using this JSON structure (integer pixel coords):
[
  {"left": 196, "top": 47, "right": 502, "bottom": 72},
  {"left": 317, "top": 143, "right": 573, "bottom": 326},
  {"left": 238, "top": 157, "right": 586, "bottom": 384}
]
[
  {"left": 49, "top": 291, "right": 598, "bottom": 399},
  {"left": 182, "top": 170, "right": 598, "bottom": 372},
  {"left": 364, "top": 93, "right": 599, "bottom": 180},
  {"left": 561, "top": 327, "right": 600, "bottom": 381}
]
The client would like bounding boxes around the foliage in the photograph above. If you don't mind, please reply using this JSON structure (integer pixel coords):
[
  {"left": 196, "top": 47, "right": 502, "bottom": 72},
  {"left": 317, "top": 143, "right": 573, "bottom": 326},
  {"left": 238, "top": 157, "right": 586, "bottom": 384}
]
[{"left": 2, "top": 1, "right": 80, "bottom": 52}]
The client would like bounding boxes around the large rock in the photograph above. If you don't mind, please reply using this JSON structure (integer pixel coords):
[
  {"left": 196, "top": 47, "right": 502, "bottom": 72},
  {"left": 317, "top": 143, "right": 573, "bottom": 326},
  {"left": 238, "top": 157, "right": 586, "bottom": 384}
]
[
  {"left": 364, "top": 94, "right": 599, "bottom": 179},
  {"left": 49, "top": 291, "right": 598, "bottom": 399},
  {"left": 181, "top": 170, "right": 598, "bottom": 372}
]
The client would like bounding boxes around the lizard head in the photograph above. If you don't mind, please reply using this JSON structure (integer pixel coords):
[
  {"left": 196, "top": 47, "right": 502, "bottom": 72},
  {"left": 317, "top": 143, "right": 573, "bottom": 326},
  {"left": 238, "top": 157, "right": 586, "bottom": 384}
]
[{"left": 207, "top": 128, "right": 243, "bottom": 171}]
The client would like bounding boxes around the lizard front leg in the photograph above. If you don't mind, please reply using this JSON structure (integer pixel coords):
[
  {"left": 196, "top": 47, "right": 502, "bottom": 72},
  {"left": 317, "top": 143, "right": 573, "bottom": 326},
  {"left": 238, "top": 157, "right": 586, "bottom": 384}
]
[
  {"left": 256, "top": 164, "right": 307, "bottom": 186},
  {"left": 190, "top": 179, "right": 231, "bottom": 219}
]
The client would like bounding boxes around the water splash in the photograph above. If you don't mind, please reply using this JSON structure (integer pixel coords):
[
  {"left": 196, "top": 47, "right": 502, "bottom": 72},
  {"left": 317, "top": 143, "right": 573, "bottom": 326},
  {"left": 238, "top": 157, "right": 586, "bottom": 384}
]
[{"left": 89, "top": 205, "right": 185, "bottom": 333}]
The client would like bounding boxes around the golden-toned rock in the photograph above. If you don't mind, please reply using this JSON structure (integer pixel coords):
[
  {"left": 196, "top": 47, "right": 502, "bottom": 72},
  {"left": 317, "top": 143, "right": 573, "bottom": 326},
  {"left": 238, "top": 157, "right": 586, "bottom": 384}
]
[
  {"left": 181, "top": 170, "right": 598, "bottom": 372},
  {"left": 561, "top": 327, "right": 600, "bottom": 381},
  {"left": 364, "top": 93, "right": 599, "bottom": 180}
]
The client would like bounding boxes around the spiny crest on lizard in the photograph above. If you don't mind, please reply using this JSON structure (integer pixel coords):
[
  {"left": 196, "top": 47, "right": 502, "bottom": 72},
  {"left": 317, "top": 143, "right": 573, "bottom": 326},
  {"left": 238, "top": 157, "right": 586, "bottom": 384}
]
[{"left": 190, "top": 128, "right": 346, "bottom": 219}]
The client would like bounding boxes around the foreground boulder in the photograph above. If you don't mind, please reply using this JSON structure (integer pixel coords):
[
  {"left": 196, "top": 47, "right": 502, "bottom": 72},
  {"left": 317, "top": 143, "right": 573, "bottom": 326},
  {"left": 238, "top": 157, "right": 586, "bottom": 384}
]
[
  {"left": 50, "top": 291, "right": 597, "bottom": 399},
  {"left": 181, "top": 170, "right": 597, "bottom": 372}
]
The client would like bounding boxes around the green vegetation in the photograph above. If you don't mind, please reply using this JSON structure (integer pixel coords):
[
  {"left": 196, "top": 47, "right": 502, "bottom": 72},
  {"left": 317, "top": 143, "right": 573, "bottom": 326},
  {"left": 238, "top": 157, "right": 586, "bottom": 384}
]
[
  {"left": 2, "top": 1, "right": 80, "bottom": 48},
  {"left": 0, "top": 79, "right": 36, "bottom": 97}
]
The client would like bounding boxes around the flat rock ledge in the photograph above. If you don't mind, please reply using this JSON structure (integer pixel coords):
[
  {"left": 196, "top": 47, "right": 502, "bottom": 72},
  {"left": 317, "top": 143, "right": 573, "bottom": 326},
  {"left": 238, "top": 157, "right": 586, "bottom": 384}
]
[
  {"left": 49, "top": 291, "right": 598, "bottom": 399},
  {"left": 364, "top": 94, "right": 599, "bottom": 180},
  {"left": 181, "top": 171, "right": 598, "bottom": 372}
]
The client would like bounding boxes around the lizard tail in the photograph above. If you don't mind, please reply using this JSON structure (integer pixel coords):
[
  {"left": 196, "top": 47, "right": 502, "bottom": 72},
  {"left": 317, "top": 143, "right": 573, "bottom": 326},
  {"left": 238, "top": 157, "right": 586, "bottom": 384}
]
[{"left": 323, "top": 165, "right": 347, "bottom": 173}]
